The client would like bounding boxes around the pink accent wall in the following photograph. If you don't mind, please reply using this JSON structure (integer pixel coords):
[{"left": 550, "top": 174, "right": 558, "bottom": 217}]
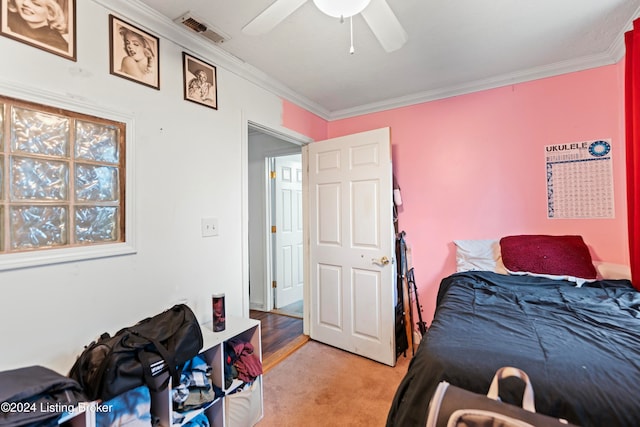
[
  {"left": 283, "top": 61, "right": 628, "bottom": 323},
  {"left": 282, "top": 99, "right": 328, "bottom": 141}
]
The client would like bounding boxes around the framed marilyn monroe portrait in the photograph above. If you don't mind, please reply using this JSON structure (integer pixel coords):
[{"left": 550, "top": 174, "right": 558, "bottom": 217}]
[
  {"left": 183, "top": 52, "right": 217, "bottom": 110},
  {"left": 109, "top": 14, "right": 159, "bottom": 89},
  {"left": 0, "top": 0, "right": 76, "bottom": 60}
]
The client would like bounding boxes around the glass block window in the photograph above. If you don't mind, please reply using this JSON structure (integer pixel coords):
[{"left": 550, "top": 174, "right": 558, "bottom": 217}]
[{"left": 0, "top": 96, "right": 125, "bottom": 253}]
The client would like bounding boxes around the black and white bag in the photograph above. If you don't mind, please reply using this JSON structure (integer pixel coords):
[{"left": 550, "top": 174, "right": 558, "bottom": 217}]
[
  {"left": 69, "top": 304, "right": 203, "bottom": 402},
  {"left": 426, "top": 367, "right": 577, "bottom": 427}
]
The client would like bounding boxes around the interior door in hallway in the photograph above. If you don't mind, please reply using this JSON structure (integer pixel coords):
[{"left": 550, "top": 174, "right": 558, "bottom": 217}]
[
  {"left": 274, "top": 154, "right": 304, "bottom": 308},
  {"left": 306, "top": 127, "right": 396, "bottom": 366}
]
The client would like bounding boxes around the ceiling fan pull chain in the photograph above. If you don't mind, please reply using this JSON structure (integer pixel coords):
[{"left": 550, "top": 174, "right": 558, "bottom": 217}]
[{"left": 349, "top": 16, "right": 355, "bottom": 54}]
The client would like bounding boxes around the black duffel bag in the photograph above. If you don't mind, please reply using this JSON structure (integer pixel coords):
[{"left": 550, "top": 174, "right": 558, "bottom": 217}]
[{"left": 69, "top": 304, "right": 203, "bottom": 402}]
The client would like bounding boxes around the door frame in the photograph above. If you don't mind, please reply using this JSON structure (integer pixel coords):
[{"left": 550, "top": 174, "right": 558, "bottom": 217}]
[{"left": 242, "top": 116, "right": 311, "bottom": 333}]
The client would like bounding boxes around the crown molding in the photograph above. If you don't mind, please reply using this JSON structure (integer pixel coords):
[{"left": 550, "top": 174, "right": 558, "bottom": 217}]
[
  {"left": 328, "top": 50, "right": 621, "bottom": 120},
  {"left": 91, "top": 0, "right": 331, "bottom": 119},
  {"left": 326, "top": 4, "right": 637, "bottom": 120},
  {"left": 92, "top": 1, "right": 637, "bottom": 122}
]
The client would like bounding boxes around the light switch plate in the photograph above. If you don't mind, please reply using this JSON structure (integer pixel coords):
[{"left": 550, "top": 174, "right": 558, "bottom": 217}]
[{"left": 201, "top": 217, "right": 218, "bottom": 237}]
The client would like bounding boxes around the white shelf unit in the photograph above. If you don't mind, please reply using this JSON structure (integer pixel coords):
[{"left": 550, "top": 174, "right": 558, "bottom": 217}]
[
  {"left": 157, "top": 316, "right": 263, "bottom": 427},
  {"left": 63, "top": 316, "right": 263, "bottom": 427}
]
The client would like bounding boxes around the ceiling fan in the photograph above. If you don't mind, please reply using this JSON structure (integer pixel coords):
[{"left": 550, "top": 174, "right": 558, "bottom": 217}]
[{"left": 242, "top": 0, "right": 408, "bottom": 53}]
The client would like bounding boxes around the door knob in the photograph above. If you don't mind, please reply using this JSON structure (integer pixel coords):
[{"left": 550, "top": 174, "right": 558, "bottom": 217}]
[{"left": 372, "top": 256, "right": 390, "bottom": 266}]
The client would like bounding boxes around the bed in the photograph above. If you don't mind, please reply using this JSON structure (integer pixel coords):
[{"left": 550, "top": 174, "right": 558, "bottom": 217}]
[{"left": 386, "top": 235, "right": 640, "bottom": 427}]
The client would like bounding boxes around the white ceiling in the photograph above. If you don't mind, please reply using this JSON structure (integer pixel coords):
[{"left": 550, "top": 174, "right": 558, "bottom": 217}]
[{"left": 138, "top": 0, "right": 639, "bottom": 119}]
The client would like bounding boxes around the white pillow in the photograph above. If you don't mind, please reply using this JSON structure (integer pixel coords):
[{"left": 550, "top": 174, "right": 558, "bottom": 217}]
[
  {"left": 454, "top": 239, "right": 507, "bottom": 274},
  {"left": 593, "top": 261, "right": 632, "bottom": 280}
]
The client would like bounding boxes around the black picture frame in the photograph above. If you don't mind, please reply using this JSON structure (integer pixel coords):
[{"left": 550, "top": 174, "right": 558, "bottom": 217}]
[
  {"left": 183, "top": 52, "right": 218, "bottom": 110},
  {"left": 109, "top": 14, "right": 159, "bottom": 90},
  {"left": 0, "top": 0, "right": 76, "bottom": 61}
]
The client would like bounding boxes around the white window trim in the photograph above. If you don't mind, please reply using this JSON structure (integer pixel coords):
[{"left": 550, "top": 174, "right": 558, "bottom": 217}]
[{"left": 0, "top": 79, "right": 137, "bottom": 271}]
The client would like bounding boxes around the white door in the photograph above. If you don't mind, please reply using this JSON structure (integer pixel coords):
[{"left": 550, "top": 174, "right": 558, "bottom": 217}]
[
  {"left": 274, "top": 154, "right": 304, "bottom": 308},
  {"left": 306, "top": 127, "right": 396, "bottom": 366}
]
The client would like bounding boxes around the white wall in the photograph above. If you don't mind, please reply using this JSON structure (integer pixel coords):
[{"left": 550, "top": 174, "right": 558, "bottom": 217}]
[{"left": 0, "top": 0, "right": 292, "bottom": 374}]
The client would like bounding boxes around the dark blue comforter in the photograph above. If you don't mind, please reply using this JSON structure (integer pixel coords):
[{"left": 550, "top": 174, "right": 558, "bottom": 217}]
[{"left": 386, "top": 271, "right": 640, "bottom": 427}]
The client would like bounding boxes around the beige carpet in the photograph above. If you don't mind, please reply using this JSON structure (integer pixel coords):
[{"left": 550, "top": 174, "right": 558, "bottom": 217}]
[{"left": 259, "top": 340, "right": 411, "bottom": 426}]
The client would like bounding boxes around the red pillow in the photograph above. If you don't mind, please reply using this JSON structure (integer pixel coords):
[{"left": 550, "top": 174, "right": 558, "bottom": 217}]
[{"left": 500, "top": 235, "right": 597, "bottom": 283}]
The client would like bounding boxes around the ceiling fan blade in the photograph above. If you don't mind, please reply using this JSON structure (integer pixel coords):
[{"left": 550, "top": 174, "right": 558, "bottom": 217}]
[
  {"left": 361, "top": 0, "right": 408, "bottom": 52},
  {"left": 242, "top": 0, "right": 308, "bottom": 35}
]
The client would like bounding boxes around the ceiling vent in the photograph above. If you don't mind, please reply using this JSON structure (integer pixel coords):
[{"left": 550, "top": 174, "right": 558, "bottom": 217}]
[{"left": 174, "top": 12, "right": 230, "bottom": 44}]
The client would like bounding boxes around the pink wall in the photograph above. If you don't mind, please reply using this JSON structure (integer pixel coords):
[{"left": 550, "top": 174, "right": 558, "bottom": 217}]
[
  {"left": 282, "top": 99, "right": 328, "bottom": 141},
  {"left": 283, "top": 61, "right": 628, "bottom": 323}
]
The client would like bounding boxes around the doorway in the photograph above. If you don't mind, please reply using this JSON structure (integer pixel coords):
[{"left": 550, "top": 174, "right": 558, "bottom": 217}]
[
  {"left": 247, "top": 126, "right": 303, "bottom": 313},
  {"left": 244, "top": 122, "right": 395, "bottom": 367},
  {"left": 247, "top": 124, "right": 306, "bottom": 364}
]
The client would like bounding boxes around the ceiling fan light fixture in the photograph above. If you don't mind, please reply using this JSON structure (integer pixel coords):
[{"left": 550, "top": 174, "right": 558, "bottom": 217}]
[{"left": 313, "top": 0, "right": 371, "bottom": 18}]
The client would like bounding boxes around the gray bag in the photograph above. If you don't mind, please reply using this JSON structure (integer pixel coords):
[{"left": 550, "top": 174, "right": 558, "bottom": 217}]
[
  {"left": 425, "top": 367, "right": 577, "bottom": 427},
  {"left": 0, "top": 365, "right": 86, "bottom": 427}
]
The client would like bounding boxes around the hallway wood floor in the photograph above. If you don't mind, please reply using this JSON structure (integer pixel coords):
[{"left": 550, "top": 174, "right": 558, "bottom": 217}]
[{"left": 250, "top": 309, "right": 308, "bottom": 372}]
